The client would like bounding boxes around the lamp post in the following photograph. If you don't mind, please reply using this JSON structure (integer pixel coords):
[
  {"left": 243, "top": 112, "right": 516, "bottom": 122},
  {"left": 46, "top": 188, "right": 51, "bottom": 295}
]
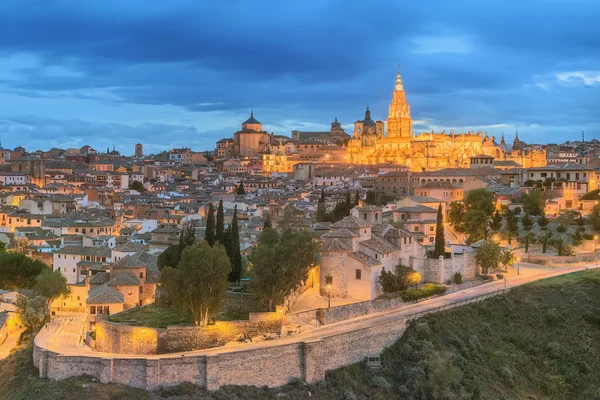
[
  {"left": 516, "top": 256, "right": 520, "bottom": 275},
  {"left": 326, "top": 284, "right": 331, "bottom": 308},
  {"left": 595, "top": 235, "right": 598, "bottom": 253}
]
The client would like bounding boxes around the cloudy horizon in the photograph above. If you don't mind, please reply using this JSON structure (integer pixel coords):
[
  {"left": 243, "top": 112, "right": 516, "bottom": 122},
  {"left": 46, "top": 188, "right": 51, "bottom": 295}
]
[{"left": 0, "top": 0, "right": 598, "bottom": 155}]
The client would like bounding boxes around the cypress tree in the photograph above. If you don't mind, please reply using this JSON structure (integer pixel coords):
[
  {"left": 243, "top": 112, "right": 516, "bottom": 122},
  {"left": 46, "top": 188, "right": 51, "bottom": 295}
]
[
  {"left": 319, "top": 188, "right": 325, "bottom": 203},
  {"left": 433, "top": 204, "right": 445, "bottom": 258},
  {"left": 216, "top": 200, "right": 225, "bottom": 244},
  {"left": 229, "top": 205, "right": 242, "bottom": 282},
  {"left": 354, "top": 191, "right": 360, "bottom": 206},
  {"left": 345, "top": 191, "right": 351, "bottom": 206},
  {"left": 204, "top": 204, "right": 216, "bottom": 246},
  {"left": 237, "top": 182, "right": 246, "bottom": 195},
  {"left": 263, "top": 217, "right": 272, "bottom": 229}
]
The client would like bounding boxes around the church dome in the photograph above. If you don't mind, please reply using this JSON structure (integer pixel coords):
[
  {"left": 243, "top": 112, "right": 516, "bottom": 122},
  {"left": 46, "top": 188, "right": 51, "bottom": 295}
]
[{"left": 243, "top": 111, "right": 261, "bottom": 125}]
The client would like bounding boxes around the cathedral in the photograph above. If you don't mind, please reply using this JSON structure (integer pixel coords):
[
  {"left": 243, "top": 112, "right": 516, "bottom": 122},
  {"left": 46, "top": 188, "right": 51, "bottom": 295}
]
[{"left": 346, "top": 69, "right": 546, "bottom": 171}]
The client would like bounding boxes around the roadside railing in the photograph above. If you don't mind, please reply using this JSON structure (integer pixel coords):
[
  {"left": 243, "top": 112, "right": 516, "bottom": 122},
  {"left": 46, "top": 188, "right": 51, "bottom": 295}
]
[{"left": 404, "top": 289, "right": 510, "bottom": 321}]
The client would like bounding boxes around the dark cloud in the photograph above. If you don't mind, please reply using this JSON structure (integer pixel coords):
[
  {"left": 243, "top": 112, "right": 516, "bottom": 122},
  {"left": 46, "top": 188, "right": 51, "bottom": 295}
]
[{"left": 0, "top": 0, "right": 598, "bottom": 150}]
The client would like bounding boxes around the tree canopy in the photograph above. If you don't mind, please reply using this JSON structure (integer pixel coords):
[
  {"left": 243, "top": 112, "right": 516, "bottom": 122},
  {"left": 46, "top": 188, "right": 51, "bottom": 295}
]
[
  {"left": 215, "top": 200, "right": 225, "bottom": 245},
  {"left": 34, "top": 269, "right": 70, "bottom": 307},
  {"left": 475, "top": 241, "right": 502, "bottom": 275},
  {"left": 204, "top": 203, "right": 216, "bottom": 246},
  {"left": 0, "top": 252, "right": 46, "bottom": 289},
  {"left": 250, "top": 228, "right": 317, "bottom": 311},
  {"left": 160, "top": 241, "right": 231, "bottom": 325},
  {"left": 128, "top": 181, "right": 145, "bottom": 193},
  {"left": 379, "top": 263, "right": 421, "bottom": 293},
  {"left": 433, "top": 204, "right": 445, "bottom": 258},
  {"left": 464, "top": 189, "right": 496, "bottom": 216},
  {"left": 520, "top": 189, "right": 545, "bottom": 216}
]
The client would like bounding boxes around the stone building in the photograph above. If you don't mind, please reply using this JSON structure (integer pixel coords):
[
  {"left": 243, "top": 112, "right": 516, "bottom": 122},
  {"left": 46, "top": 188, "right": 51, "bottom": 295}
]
[
  {"left": 291, "top": 118, "right": 351, "bottom": 144},
  {"left": 319, "top": 211, "right": 425, "bottom": 301},
  {"left": 233, "top": 111, "right": 272, "bottom": 157},
  {"left": 346, "top": 69, "right": 546, "bottom": 171}
]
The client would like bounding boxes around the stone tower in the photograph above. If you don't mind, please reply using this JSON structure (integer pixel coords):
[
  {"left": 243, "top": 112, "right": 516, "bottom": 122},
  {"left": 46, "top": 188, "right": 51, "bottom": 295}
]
[
  {"left": 387, "top": 67, "right": 412, "bottom": 138},
  {"left": 135, "top": 143, "right": 143, "bottom": 157}
]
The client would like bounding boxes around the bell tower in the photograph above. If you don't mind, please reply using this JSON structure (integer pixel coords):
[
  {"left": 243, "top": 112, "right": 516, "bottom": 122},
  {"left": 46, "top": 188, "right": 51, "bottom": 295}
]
[{"left": 387, "top": 66, "right": 412, "bottom": 138}]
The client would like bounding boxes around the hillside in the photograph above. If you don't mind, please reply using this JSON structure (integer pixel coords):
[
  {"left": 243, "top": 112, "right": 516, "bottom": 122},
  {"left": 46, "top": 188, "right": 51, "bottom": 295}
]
[{"left": 3, "top": 269, "right": 600, "bottom": 399}]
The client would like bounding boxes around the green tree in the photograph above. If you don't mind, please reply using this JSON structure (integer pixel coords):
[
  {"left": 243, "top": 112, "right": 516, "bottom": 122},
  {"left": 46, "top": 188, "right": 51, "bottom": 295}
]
[
  {"left": 236, "top": 182, "right": 246, "bottom": 195},
  {"left": 229, "top": 205, "right": 242, "bottom": 282},
  {"left": 319, "top": 188, "right": 325, "bottom": 203},
  {"left": 263, "top": 217, "right": 272, "bottom": 229},
  {"left": 345, "top": 191, "right": 351, "bottom": 207},
  {"left": 16, "top": 295, "right": 49, "bottom": 332},
  {"left": 500, "top": 249, "right": 516, "bottom": 272},
  {"left": 447, "top": 201, "right": 466, "bottom": 233},
  {"left": 34, "top": 269, "right": 70, "bottom": 308},
  {"left": 463, "top": 210, "right": 489, "bottom": 243},
  {"left": 518, "top": 232, "right": 536, "bottom": 253},
  {"left": 590, "top": 204, "right": 600, "bottom": 232},
  {"left": 504, "top": 208, "right": 519, "bottom": 245},
  {"left": 128, "top": 180, "right": 145, "bottom": 192},
  {"left": 157, "top": 245, "right": 181, "bottom": 271},
  {"left": 521, "top": 213, "right": 533, "bottom": 231},
  {"left": 520, "top": 189, "right": 545, "bottom": 216},
  {"left": 315, "top": 201, "right": 329, "bottom": 222},
  {"left": 464, "top": 188, "right": 496, "bottom": 216},
  {"left": 160, "top": 241, "right": 231, "bottom": 325},
  {"left": 366, "top": 190, "right": 377, "bottom": 205},
  {"left": 379, "top": 263, "right": 421, "bottom": 293},
  {"left": 489, "top": 210, "right": 503, "bottom": 232},
  {"left": 433, "top": 204, "right": 445, "bottom": 258},
  {"left": 331, "top": 202, "right": 352, "bottom": 222},
  {"left": 354, "top": 191, "right": 360, "bottom": 206},
  {"left": 204, "top": 203, "right": 216, "bottom": 246},
  {"left": 537, "top": 214, "right": 549, "bottom": 230},
  {"left": 215, "top": 200, "right": 225, "bottom": 245},
  {"left": 250, "top": 228, "right": 317, "bottom": 311},
  {"left": 0, "top": 252, "right": 45, "bottom": 289},
  {"left": 540, "top": 231, "right": 552, "bottom": 253},
  {"left": 475, "top": 241, "right": 502, "bottom": 275}
]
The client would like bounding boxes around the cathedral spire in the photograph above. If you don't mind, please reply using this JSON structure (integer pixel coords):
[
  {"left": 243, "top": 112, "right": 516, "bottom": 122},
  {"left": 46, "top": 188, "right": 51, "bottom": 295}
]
[{"left": 395, "top": 65, "right": 404, "bottom": 91}]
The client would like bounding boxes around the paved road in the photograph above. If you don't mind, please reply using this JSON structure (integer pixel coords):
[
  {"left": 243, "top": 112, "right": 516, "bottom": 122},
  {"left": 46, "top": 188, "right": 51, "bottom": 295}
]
[
  {"left": 0, "top": 328, "right": 24, "bottom": 360},
  {"left": 37, "top": 262, "right": 598, "bottom": 360}
]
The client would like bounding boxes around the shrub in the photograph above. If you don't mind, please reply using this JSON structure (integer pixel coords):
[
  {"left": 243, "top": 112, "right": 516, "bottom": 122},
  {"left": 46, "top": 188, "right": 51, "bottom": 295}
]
[
  {"left": 584, "top": 233, "right": 595, "bottom": 240},
  {"left": 401, "top": 284, "right": 447, "bottom": 302},
  {"left": 454, "top": 272, "right": 463, "bottom": 284},
  {"left": 557, "top": 224, "right": 567, "bottom": 233}
]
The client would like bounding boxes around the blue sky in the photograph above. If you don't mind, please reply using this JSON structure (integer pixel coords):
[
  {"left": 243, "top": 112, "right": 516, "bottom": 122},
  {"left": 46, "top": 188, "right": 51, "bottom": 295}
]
[{"left": 0, "top": 0, "right": 598, "bottom": 154}]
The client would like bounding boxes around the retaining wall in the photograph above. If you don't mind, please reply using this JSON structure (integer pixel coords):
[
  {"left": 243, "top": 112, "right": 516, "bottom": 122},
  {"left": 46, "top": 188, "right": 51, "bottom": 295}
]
[
  {"left": 96, "top": 312, "right": 282, "bottom": 355},
  {"left": 34, "top": 288, "right": 509, "bottom": 391}
]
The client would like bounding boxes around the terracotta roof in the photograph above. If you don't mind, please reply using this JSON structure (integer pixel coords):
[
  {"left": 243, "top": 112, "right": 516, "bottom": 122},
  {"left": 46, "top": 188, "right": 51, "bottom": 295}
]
[
  {"left": 322, "top": 228, "right": 359, "bottom": 238},
  {"left": 331, "top": 216, "right": 371, "bottom": 229},
  {"left": 321, "top": 239, "right": 353, "bottom": 252},
  {"left": 113, "top": 242, "right": 148, "bottom": 253},
  {"left": 107, "top": 272, "right": 140, "bottom": 286},
  {"left": 360, "top": 235, "right": 398, "bottom": 254},
  {"left": 89, "top": 272, "right": 110, "bottom": 285},
  {"left": 395, "top": 205, "right": 438, "bottom": 213},
  {"left": 349, "top": 251, "right": 381, "bottom": 266},
  {"left": 87, "top": 285, "right": 124, "bottom": 304},
  {"left": 55, "top": 246, "right": 112, "bottom": 257}
]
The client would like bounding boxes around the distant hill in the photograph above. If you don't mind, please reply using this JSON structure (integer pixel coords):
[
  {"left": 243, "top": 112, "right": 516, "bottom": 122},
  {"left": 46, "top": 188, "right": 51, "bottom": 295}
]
[{"left": 3, "top": 270, "right": 600, "bottom": 399}]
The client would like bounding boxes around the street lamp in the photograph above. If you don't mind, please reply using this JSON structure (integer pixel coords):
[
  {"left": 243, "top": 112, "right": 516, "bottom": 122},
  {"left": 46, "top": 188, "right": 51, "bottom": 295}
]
[
  {"left": 516, "top": 256, "right": 521, "bottom": 275},
  {"left": 595, "top": 235, "right": 598, "bottom": 253},
  {"left": 326, "top": 284, "right": 331, "bottom": 308}
]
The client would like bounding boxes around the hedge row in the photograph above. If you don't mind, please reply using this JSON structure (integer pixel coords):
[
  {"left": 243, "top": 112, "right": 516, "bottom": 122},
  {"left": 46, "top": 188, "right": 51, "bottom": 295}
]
[{"left": 400, "top": 283, "right": 447, "bottom": 303}]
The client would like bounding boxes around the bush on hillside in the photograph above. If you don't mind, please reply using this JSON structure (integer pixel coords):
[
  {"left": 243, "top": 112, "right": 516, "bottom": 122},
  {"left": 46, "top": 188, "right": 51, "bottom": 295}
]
[
  {"left": 454, "top": 272, "right": 463, "bottom": 284},
  {"left": 401, "top": 284, "right": 447, "bottom": 303},
  {"left": 557, "top": 224, "right": 567, "bottom": 233}
]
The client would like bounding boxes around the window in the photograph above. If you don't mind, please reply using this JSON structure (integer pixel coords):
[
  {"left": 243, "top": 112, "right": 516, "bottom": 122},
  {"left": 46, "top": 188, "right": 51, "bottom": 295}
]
[
  {"left": 325, "top": 275, "right": 333, "bottom": 286},
  {"left": 90, "top": 306, "right": 96, "bottom": 314},
  {"left": 363, "top": 213, "right": 367, "bottom": 220},
  {"left": 72, "top": 269, "right": 75, "bottom": 273},
  {"left": 375, "top": 213, "right": 379, "bottom": 220},
  {"left": 77, "top": 296, "right": 80, "bottom": 301},
  {"left": 104, "top": 306, "right": 110, "bottom": 315},
  {"left": 375, "top": 254, "right": 378, "bottom": 259},
  {"left": 429, "top": 237, "right": 434, "bottom": 243},
  {"left": 414, "top": 226, "right": 419, "bottom": 232},
  {"left": 140, "top": 272, "right": 144, "bottom": 279},
  {"left": 139, "top": 286, "right": 144, "bottom": 294},
  {"left": 355, "top": 269, "right": 362, "bottom": 280},
  {"left": 429, "top": 226, "right": 434, "bottom": 232}
]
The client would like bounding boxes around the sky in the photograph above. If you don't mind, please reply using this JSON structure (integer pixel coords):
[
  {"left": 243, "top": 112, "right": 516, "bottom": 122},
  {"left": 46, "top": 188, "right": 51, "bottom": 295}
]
[{"left": 0, "top": 0, "right": 598, "bottom": 155}]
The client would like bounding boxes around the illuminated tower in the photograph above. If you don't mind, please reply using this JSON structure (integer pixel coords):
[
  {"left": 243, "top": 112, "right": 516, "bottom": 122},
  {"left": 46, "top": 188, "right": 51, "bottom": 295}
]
[{"left": 387, "top": 67, "right": 412, "bottom": 138}]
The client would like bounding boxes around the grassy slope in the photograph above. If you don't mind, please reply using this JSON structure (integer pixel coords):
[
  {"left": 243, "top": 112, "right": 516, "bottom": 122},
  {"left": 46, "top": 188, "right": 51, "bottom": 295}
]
[{"left": 3, "top": 269, "right": 600, "bottom": 399}]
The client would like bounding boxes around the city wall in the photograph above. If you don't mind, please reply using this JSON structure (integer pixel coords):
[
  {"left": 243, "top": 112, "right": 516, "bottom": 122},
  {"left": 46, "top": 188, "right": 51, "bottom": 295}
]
[
  {"left": 96, "top": 312, "right": 282, "bottom": 355},
  {"left": 34, "top": 316, "right": 407, "bottom": 391}
]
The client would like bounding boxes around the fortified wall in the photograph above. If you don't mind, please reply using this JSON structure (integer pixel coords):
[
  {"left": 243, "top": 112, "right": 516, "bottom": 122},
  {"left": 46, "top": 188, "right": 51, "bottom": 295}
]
[{"left": 34, "top": 317, "right": 408, "bottom": 390}]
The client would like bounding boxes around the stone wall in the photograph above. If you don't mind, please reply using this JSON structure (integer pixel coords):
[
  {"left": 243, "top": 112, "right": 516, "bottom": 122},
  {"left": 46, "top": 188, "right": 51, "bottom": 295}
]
[
  {"left": 422, "top": 252, "right": 476, "bottom": 284},
  {"left": 35, "top": 287, "right": 507, "bottom": 391},
  {"left": 35, "top": 316, "right": 408, "bottom": 391},
  {"left": 96, "top": 312, "right": 282, "bottom": 355}
]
